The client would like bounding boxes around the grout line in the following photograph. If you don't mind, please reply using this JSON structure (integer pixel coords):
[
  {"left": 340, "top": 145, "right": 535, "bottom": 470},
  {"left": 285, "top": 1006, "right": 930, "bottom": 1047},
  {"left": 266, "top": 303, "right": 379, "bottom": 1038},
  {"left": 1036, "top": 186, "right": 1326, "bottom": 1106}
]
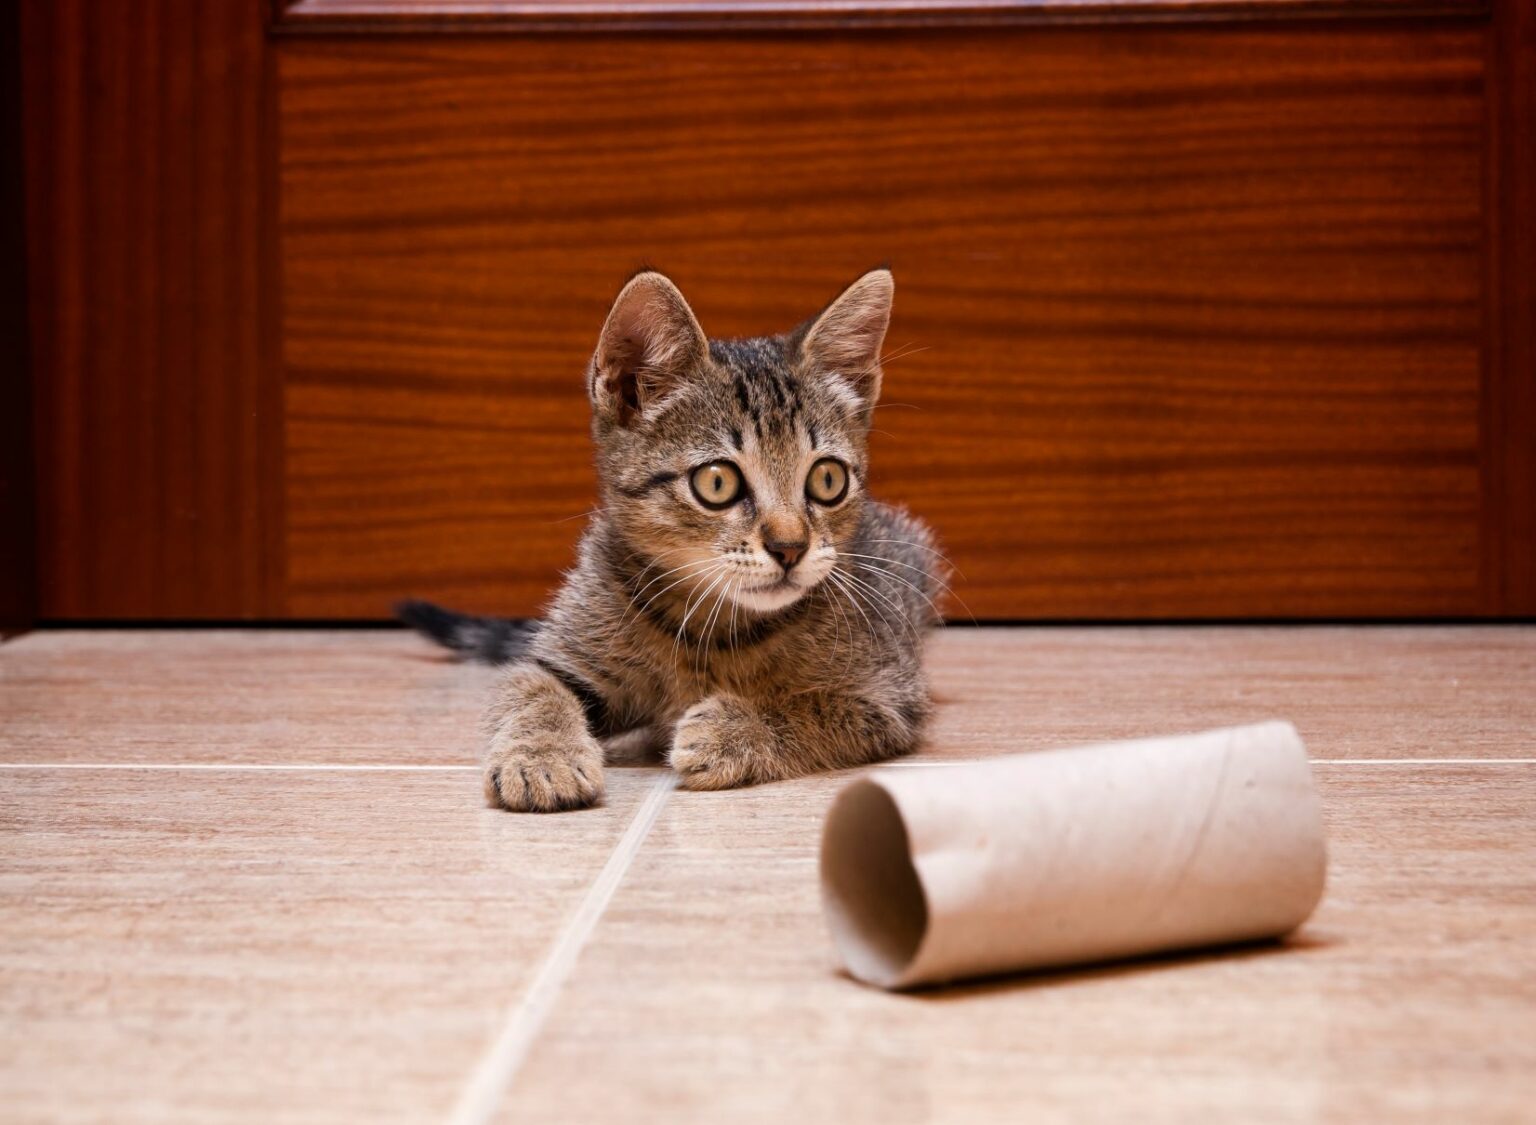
[
  {"left": 2, "top": 759, "right": 1535, "bottom": 772},
  {"left": 0, "top": 763, "right": 479, "bottom": 771},
  {"left": 1310, "top": 759, "right": 1536, "bottom": 765},
  {"left": 882, "top": 758, "right": 1536, "bottom": 767},
  {"left": 445, "top": 772, "right": 676, "bottom": 1125}
]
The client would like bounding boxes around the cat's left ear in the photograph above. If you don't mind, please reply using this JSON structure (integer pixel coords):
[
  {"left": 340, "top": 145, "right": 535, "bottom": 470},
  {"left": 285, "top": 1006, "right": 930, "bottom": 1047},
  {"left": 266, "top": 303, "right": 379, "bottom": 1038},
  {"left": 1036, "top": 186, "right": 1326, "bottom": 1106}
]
[{"left": 795, "top": 268, "right": 894, "bottom": 409}]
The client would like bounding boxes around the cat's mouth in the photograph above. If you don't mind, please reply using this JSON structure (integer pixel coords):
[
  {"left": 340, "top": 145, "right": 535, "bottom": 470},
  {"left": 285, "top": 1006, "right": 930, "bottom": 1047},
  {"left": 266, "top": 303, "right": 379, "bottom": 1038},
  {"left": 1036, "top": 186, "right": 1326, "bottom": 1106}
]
[{"left": 732, "top": 573, "right": 812, "bottom": 613}]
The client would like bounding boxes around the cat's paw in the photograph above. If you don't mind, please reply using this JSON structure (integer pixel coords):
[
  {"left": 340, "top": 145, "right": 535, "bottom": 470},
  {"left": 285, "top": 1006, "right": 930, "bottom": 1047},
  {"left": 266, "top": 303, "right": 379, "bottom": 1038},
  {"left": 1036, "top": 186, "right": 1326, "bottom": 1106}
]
[
  {"left": 484, "top": 729, "right": 604, "bottom": 813},
  {"left": 669, "top": 695, "right": 775, "bottom": 791}
]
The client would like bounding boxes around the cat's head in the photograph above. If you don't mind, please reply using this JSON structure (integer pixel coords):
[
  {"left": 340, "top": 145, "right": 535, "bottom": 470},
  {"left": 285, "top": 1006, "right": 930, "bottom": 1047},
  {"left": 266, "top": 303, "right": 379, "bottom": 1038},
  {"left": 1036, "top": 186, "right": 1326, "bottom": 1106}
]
[{"left": 587, "top": 268, "right": 893, "bottom": 615}]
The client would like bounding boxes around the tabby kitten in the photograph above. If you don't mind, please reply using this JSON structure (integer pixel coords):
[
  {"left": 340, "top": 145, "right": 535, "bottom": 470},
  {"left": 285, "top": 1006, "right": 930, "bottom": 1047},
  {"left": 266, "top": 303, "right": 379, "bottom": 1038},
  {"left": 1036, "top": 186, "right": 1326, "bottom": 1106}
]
[{"left": 401, "top": 268, "right": 942, "bottom": 812}]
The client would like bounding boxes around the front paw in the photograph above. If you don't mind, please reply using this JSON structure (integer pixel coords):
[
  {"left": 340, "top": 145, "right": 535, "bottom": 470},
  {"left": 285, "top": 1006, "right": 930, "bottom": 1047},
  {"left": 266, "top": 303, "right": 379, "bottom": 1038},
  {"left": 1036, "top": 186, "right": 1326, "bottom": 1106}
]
[
  {"left": 484, "top": 730, "right": 604, "bottom": 813},
  {"left": 669, "top": 695, "right": 774, "bottom": 791}
]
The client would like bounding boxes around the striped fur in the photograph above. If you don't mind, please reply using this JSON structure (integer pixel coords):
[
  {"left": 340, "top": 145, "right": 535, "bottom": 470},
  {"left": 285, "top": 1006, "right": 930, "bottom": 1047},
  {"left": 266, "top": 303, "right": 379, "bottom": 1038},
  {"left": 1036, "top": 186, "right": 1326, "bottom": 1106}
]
[{"left": 425, "top": 269, "right": 944, "bottom": 811}]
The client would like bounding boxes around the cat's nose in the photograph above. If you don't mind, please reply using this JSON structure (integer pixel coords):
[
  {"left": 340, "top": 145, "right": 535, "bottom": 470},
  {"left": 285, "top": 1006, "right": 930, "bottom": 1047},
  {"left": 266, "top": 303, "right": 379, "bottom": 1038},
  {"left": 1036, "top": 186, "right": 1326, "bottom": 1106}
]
[{"left": 764, "top": 538, "right": 808, "bottom": 572}]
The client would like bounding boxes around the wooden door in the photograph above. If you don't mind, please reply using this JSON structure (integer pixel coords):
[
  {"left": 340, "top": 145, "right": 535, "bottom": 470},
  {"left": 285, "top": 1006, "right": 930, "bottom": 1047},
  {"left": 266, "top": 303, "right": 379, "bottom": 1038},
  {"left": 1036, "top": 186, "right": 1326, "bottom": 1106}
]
[{"left": 17, "top": 0, "right": 1536, "bottom": 623}]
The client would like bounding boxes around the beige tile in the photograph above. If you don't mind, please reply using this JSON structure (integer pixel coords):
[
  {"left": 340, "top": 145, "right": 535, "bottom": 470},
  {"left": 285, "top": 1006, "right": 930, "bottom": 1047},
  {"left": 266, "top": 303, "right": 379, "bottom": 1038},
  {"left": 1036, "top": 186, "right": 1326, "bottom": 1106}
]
[
  {"left": 6, "top": 627, "right": 1532, "bottom": 769},
  {"left": 0, "top": 767, "right": 660, "bottom": 1122},
  {"left": 502, "top": 768, "right": 1536, "bottom": 1125},
  {"left": 3, "top": 628, "right": 1534, "bottom": 1122},
  {"left": 0, "top": 630, "right": 497, "bottom": 765},
  {"left": 924, "top": 625, "right": 1536, "bottom": 760}
]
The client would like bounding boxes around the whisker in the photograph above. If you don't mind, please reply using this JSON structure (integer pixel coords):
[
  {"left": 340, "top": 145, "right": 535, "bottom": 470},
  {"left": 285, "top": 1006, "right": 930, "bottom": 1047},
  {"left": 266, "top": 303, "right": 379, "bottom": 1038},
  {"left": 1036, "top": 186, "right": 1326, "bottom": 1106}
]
[
  {"left": 823, "top": 574, "right": 857, "bottom": 658},
  {"left": 611, "top": 544, "right": 702, "bottom": 613},
  {"left": 838, "top": 552, "right": 976, "bottom": 624},
  {"left": 826, "top": 568, "right": 883, "bottom": 642},
  {"left": 843, "top": 343, "right": 927, "bottom": 391},
  {"left": 695, "top": 573, "right": 735, "bottom": 678},
  {"left": 722, "top": 573, "right": 742, "bottom": 659},
  {"left": 857, "top": 538, "right": 964, "bottom": 579},
  {"left": 851, "top": 560, "right": 968, "bottom": 627},
  {"left": 626, "top": 547, "right": 711, "bottom": 602},
  {"left": 670, "top": 568, "right": 718, "bottom": 672},
  {"left": 634, "top": 561, "right": 716, "bottom": 614},
  {"left": 674, "top": 565, "right": 730, "bottom": 671},
  {"left": 835, "top": 567, "right": 904, "bottom": 635},
  {"left": 665, "top": 561, "right": 724, "bottom": 655},
  {"left": 880, "top": 342, "right": 930, "bottom": 365},
  {"left": 834, "top": 565, "right": 919, "bottom": 643},
  {"left": 836, "top": 551, "right": 942, "bottom": 582},
  {"left": 620, "top": 555, "right": 720, "bottom": 633}
]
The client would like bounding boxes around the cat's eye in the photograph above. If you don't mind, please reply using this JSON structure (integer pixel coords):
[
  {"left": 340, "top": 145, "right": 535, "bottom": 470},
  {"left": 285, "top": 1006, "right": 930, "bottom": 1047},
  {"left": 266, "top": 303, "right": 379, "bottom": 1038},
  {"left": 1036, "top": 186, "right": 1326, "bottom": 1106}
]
[
  {"left": 690, "top": 462, "right": 744, "bottom": 509},
  {"left": 805, "top": 458, "right": 849, "bottom": 505}
]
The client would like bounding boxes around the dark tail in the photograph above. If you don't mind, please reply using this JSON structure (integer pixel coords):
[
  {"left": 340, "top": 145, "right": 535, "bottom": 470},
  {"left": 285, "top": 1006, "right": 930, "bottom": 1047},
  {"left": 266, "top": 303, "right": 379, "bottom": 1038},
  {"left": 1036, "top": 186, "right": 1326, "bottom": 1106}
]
[{"left": 395, "top": 599, "right": 539, "bottom": 665}]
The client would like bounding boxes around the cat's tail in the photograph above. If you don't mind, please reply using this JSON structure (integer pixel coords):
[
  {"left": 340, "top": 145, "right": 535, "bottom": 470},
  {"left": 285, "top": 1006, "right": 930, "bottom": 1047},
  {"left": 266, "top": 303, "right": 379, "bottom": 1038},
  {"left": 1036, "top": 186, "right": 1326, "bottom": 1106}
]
[{"left": 395, "top": 599, "right": 540, "bottom": 665}]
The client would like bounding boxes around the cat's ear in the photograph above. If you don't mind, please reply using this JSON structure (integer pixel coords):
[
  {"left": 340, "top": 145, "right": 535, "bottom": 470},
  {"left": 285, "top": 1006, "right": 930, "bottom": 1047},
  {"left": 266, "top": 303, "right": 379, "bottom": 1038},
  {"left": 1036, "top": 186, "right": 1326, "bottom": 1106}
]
[
  {"left": 796, "top": 268, "right": 894, "bottom": 409},
  {"left": 589, "top": 271, "right": 708, "bottom": 427}
]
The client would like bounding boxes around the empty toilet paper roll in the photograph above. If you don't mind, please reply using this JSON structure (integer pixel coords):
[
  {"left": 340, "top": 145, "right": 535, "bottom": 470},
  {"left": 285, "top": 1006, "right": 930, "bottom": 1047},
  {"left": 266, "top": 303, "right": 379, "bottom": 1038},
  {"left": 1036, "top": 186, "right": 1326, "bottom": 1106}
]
[{"left": 820, "top": 721, "right": 1327, "bottom": 990}]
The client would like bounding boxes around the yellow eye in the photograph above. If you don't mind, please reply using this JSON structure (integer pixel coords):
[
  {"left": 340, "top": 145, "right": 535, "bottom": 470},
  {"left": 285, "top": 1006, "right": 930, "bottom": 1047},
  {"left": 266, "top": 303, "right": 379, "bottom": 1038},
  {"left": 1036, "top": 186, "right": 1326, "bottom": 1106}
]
[
  {"left": 806, "top": 458, "right": 849, "bottom": 505},
  {"left": 689, "top": 462, "right": 744, "bottom": 509}
]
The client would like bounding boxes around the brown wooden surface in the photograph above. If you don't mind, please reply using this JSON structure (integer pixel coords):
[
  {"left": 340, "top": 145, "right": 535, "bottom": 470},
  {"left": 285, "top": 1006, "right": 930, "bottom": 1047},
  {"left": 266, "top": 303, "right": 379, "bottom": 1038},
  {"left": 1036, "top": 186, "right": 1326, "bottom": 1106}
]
[
  {"left": 1, "top": 2, "right": 34, "bottom": 632},
  {"left": 18, "top": 3, "right": 1529, "bottom": 621},
  {"left": 274, "top": 0, "right": 1488, "bottom": 32},
  {"left": 282, "top": 26, "right": 1487, "bottom": 619},
  {"left": 1487, "top": 0, "right": 1536, "bottom": 614},
  {"left": 21, "top": 0, "right": 280, "bottom": 619}
]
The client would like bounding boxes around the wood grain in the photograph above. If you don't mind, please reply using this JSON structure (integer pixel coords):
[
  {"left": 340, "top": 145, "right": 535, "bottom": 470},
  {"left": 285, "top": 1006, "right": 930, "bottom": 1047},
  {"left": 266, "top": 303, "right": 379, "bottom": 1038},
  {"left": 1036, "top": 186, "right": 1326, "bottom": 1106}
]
[
  {"left": 274, "top": 0, "right": 1489, "bottom": 33},
  {"left": 1486, "top": 0, "right": 1536, "bottom": 613},
  {"left": 504, "top": 767, "right": 1536, "bottom": 1124},
  {"left": 281, "top": 27, "right": 1486, "bottom": 619},
  {"left": 21, "top": 0, "right": 278, "bottom": 619},
  {"left": 0, "top": 768, "right": 655, "bottom": 1122},
  {"left": 0, "top": 3, "right": 33, "bottom": 633}
]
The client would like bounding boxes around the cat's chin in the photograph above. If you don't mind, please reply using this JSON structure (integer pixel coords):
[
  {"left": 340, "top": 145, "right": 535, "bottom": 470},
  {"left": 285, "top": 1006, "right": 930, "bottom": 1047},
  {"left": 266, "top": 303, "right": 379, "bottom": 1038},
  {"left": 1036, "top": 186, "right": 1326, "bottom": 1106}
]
[{"left": 730, "top": 579, "right": 811, "bottom": 615}]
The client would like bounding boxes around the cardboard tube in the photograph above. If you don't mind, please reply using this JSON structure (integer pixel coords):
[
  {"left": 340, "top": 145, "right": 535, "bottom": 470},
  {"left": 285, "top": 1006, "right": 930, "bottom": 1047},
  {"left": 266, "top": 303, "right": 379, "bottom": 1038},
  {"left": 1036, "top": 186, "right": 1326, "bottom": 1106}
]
[{"left": 820, "top": 721, "right": 1327, "bottom": 990}]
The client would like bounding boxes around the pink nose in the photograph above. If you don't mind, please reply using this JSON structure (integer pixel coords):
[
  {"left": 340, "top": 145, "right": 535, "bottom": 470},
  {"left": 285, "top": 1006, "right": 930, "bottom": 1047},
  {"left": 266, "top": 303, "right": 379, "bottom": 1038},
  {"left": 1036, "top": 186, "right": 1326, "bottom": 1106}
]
[{"left": 764, "top": 538, "right": 807, "bottom": 572}]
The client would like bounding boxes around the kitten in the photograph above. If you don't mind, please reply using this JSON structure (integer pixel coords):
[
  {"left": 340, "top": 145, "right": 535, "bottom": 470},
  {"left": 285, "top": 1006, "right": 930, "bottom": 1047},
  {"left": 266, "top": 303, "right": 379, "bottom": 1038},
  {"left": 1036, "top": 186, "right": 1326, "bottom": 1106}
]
[{"left": 400, "top": 268, "right": 943, "bottom": 812}]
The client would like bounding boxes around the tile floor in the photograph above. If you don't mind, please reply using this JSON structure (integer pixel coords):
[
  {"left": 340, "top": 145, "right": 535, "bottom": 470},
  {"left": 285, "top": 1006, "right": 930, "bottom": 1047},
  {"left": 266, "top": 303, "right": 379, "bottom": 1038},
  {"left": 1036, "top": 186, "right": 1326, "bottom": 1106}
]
[{"left": 2, "top": 627, "right": 1533, "bottom": 1123}]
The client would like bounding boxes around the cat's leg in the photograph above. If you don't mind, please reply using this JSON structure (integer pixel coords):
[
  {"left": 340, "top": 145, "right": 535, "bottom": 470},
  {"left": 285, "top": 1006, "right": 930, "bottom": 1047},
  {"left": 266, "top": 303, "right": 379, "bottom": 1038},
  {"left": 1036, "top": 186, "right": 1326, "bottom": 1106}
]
[
  {"left": 600, "top": 724, "right": 669, "bottom": 765},
  {"left": 669, "top": 690, "right": 925, "bottom": 791},
  {"left": 482, "top": 662, "right": 605, "bottom": 812}
]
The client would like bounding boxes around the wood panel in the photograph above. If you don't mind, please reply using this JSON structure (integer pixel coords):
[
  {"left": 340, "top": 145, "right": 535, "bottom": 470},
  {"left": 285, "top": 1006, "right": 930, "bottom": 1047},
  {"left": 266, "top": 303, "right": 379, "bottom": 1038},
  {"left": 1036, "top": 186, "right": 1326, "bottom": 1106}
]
[
  {"left": 21, "top": 0, "right": 278, "bottom": 619},
  {"left": 281, "top": 26, "right": 1486, "bottom": 619},
  {"left": 1, "top": 1, "right": 33, "bottom": 632},
  {"left": 1486, "top": 0, "right": 1536, "bottom": 614},
  {"left": 274, "top": 0, "right": 1488, "bottom": 32}
]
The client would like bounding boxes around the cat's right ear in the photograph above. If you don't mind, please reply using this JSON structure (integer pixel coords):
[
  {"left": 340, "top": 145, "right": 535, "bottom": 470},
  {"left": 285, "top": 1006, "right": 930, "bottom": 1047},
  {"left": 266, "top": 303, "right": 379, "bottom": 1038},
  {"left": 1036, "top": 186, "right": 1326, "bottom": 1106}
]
[{"left": 588, "top": 271, "right": 708, "bottom": 428}]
